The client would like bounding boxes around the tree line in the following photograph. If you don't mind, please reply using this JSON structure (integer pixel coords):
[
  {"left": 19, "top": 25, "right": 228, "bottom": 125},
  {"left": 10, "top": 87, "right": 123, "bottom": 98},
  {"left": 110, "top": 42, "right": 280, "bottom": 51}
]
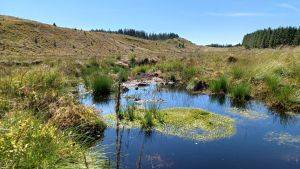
[
  {"left": 91, "top": 28, "right": 179, "bottom": 40},
  {"left": 206, "top": 43, "right": 241, "bottom": 48},
  {"left": 242, "top": 27, "right": 300, "bottom": 49}
]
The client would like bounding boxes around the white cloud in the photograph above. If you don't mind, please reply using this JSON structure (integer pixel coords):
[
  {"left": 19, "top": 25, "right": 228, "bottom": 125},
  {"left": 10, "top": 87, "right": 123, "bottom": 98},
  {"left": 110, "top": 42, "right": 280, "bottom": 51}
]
[{"left": 276, "top": 3, "right": 300, "bottom": 12}]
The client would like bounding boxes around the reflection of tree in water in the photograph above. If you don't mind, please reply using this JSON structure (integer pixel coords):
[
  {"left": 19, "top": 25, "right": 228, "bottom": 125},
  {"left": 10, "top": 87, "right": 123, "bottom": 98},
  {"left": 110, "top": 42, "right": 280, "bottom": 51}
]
[
  {"left": 136, "top": 130, "right": 153, "bottom": 169},
  {"left": 115, "top": 82, "right": 123, "bottom": 169},
  {"left": 115, "top": 121, "right": 124, "bottom": 169}
]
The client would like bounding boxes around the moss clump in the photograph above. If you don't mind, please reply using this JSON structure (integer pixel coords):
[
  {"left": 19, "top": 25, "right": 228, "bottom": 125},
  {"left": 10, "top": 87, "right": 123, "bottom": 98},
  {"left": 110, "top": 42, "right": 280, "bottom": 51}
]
[
  {"left": 105, "top": 108, "right": 236, "bottom": 141},
  {"left": 157, "top": 108, "right": 236, "bottom": 141}
]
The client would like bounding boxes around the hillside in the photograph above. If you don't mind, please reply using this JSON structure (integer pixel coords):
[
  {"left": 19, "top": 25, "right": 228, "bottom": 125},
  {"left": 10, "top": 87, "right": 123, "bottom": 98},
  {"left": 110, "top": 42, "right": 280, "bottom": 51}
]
[
  {"left": 0, "top": 15, "right": 199, "bottom": 60},
  {"left": 0, "top": 15, "right": 299, "bottom": 112}
]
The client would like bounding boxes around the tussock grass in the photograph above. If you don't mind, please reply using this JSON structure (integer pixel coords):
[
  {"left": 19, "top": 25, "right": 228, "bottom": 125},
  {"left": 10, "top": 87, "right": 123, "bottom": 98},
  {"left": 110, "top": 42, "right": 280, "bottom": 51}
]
[
  {"left": 118, "top": 68, "right": 129, "bottom": 82},
  {"left": 182, "top": 66, "right": 197, "bottom": 82},
  {"left": 231, "top": 66, "right": 245, "bottom": 79},
  {"left": 265, "top": 75, "right": 281, "bottom": 92},
  {"left": 118, "top": 103, "right": 137, "bottom": 121},
  {"left": 209, "top": 76, "right": 230, "bottom": 94},
  {"left": 0, "top": 64, "right": 107, "bottom": 168},
  {"left": 141, "top": 110, "right": 155, "bottom": 130},
  {"left": 91, "top": 75, "right": 113, "bottom": 96},
  {"left": 131, "top": 65, "right": 149, "bottom": 76},
  {"left": 230, "top": 82, "right": 251, "bottom": 101}
]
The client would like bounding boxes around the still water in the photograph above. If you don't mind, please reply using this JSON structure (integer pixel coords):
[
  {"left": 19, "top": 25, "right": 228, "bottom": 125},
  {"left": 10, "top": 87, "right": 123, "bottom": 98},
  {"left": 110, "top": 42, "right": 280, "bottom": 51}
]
[{"left": 80, "top": 84, "right": 300, "bottom": 169}]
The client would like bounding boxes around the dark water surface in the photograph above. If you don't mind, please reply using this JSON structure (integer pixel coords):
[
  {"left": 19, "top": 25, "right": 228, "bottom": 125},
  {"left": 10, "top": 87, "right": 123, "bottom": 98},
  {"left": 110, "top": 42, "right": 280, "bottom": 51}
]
[{"left": 80, "top": 84, "right": 300, "bottom": 169}]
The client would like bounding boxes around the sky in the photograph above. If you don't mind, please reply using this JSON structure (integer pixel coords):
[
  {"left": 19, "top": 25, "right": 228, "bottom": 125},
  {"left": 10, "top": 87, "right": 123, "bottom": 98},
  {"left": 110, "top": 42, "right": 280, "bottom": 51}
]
[{"left": 0, "top": 0, "right": 299, "bottom": 45}]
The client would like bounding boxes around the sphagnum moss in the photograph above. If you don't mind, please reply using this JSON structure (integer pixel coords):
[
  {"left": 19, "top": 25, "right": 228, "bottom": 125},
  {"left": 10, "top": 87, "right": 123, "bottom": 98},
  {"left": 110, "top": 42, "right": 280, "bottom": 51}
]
[{"left": 104, "top": 108, "right": 236, "bottom": 141}]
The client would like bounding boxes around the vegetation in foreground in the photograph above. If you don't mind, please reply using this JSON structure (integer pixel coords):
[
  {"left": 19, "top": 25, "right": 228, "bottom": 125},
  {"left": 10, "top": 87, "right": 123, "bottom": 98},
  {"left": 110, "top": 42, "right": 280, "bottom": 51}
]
[
  {"left": 0, "top": 62, "right": 108, "bottom": 168},
  {"left": 105, "top": 107, "right": 236, "bottom": 141}
]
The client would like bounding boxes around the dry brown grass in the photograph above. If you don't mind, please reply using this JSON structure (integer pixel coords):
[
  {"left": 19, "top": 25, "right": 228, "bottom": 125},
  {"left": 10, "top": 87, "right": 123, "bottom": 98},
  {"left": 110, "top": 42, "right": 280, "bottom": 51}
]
[{"left": 0, "top": 15, "right": 198, "bottom": 61}]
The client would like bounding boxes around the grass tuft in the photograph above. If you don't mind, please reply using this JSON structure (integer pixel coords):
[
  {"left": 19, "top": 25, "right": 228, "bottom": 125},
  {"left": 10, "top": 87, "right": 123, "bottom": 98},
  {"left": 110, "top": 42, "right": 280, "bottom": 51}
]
[
  {"left": 231, "top": 66, "right": 245, "bottom": 79},
  {"left": 265, "top": 75, "right": 281, "bottom": 92},
  {"left": 230, "top": 82, "right": 251, "bottom": 101},
  {"left": 141, "top": 110, "right": 155, "bottom": 130},
  {"left": 209, "top": 76, "right": 229, "bottom": 93},
  {"left": 91, "top": 75, "right": 113, "bottom": 96}
]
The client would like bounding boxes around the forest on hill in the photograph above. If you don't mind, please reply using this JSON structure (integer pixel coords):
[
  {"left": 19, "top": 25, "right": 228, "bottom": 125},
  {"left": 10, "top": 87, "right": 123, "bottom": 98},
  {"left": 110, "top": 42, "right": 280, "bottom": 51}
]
[
  {"left": 242, "top": 27, "right": 300, "bottom": 49},
  {"left": 91, "top": 28, "right": 179, "bottom": 40}
]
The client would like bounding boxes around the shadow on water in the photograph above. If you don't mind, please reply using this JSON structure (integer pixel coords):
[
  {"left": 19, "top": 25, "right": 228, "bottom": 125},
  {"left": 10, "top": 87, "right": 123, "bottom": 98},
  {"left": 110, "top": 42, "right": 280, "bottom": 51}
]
[
  {"left": 210, "top": 94, "right": 226, "bottom": 105},
  {"left": 92, "top": 94, "right": 111, "bottom": 104},
  {"left": 270, "top": 111, "right": 298, "bottom": 126},
  {"left": 80, "top": 84, "right": 300, "bottom": 169}
]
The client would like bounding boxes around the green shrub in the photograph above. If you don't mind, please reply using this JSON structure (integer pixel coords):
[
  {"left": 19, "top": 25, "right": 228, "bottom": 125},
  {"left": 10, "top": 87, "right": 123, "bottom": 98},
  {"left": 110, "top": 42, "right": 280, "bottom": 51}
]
[
  {"left": 91, "top": 75, "right": 113, "bottom": 96},
  {"left": 209, "top": 76, "right": 229, "bottom": 93},
  {"left": 230, "top": 83, "right": 251, "bottom": 101}
]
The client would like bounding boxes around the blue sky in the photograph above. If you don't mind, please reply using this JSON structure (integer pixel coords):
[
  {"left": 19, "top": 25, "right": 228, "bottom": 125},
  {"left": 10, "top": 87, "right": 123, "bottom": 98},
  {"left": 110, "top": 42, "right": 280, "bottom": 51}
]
[{"left": 0, "top": 0, "right": 299, "bottom": 45}]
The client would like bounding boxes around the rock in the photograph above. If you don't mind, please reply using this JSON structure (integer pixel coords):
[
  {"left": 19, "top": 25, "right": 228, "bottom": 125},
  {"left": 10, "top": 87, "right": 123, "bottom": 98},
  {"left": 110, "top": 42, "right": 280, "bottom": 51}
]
[
  {"left": 137, "top": 82, "right": 149, "bottom": 87},
  {"left": 136, "top": 57, "right": 158, "bottom": 65},
  {"left": 134, "top": 98, "right": 141, "bottom": 101},
  {"left": 122, "top": 86, "right": 129, "bottom": 93}
]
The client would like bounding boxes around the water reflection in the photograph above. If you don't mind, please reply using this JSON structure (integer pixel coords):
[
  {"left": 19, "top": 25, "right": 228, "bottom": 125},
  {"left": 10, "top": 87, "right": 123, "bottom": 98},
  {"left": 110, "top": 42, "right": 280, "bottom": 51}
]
[
  {"left": 210, "top": 94, "right": 226, "bottom": 105},
  {"left": 92, "top": 94, "right": 111, "bottom": 104},
  {"left": 271, "top": 111, "right": 298, "bottom": 126},
  {"left": 80, "top": 84, "right": 300, "bottom": 169}
]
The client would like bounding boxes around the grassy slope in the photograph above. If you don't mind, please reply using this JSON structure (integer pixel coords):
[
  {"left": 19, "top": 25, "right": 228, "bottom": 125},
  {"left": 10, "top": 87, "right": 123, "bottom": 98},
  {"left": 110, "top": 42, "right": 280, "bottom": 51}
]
[{"left": 0, "top": 15, "right": 198, "bottom": 61}]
